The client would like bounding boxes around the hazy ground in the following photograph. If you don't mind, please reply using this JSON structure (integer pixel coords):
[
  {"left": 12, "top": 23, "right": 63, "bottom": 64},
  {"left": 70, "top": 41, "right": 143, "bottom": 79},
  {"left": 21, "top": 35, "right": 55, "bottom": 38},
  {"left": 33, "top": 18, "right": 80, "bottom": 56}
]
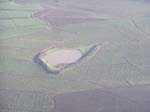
[{"left": 1, "top": 0, "right": 150, "bottom": 111}]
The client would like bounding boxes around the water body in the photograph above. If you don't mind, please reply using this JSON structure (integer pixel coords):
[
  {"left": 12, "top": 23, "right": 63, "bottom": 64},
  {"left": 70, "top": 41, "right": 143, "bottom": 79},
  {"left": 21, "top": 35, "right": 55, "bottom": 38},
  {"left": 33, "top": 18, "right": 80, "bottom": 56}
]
[{"left": 35, "top": 44, "right": 100, "bottom": 74}]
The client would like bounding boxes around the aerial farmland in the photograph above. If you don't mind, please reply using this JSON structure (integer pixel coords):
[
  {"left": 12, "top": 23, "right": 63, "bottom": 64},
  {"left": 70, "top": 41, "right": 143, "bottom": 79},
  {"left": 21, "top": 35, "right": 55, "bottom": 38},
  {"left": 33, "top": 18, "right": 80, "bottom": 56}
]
[{"left": 0, "top": 0, "right": 150, "bottom": 111}]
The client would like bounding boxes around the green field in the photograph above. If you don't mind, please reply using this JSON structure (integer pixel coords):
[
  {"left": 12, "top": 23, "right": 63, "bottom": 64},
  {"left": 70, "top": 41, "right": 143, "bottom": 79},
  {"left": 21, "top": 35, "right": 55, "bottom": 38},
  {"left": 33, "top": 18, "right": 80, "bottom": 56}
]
[{"left": 0, "top": 1, "right": 47, "bottom": 39}]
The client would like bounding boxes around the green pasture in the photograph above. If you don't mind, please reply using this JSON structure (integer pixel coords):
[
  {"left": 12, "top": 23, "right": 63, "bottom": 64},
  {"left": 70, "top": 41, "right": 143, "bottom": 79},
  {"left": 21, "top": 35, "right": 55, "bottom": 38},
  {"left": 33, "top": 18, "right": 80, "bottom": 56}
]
[{"left": 0, "top": 1, "right": 47, "bottom": 39}]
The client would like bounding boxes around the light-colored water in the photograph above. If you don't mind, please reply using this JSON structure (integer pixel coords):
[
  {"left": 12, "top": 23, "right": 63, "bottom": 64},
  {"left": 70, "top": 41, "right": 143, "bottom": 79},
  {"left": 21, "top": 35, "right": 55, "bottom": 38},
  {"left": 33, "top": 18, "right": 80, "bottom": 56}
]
[{"left": 43, "top": 49, "right": 82, "bottom": 66}]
